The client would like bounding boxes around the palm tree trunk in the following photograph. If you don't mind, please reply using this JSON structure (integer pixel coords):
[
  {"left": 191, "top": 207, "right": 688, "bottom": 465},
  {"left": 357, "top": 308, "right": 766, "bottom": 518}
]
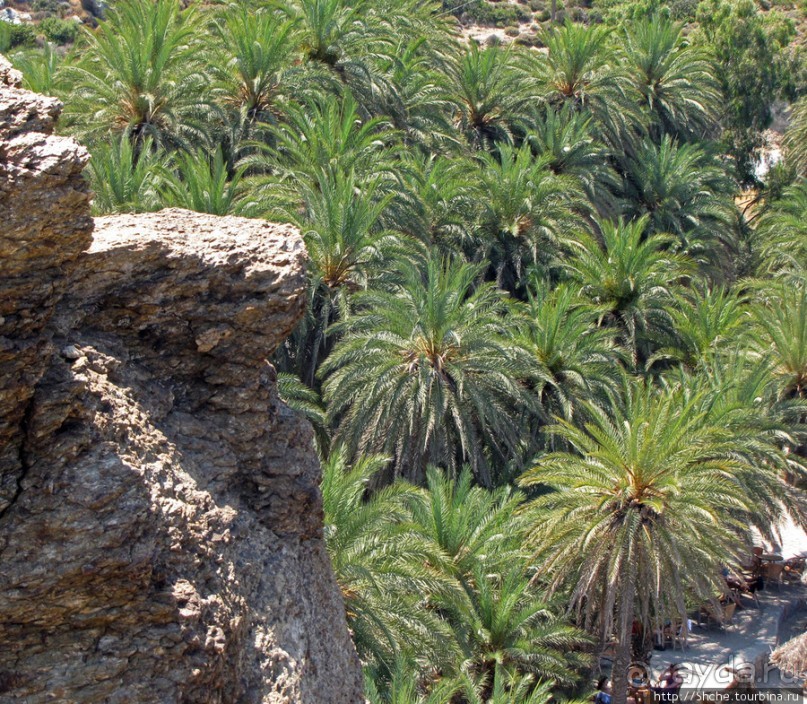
[
  {"left": 550, "top": 0, "right": 557, "bottom": 23},
  {"left": 612, "top": 565, "right": 637, "bottom": 704}
]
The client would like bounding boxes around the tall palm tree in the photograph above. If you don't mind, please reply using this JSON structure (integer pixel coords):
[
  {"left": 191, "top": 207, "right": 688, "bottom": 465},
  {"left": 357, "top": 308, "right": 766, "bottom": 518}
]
[
  {"left": 752, "top": 281, "right": 807, "bottom": 399},
  {"left": 540, "top": 21, "right": 640, "bottom": 152},
  {"left": 447, "top": 565, "right": 589, "bottom": 688},
  {"left": 519, "top": 376, "right": 795, "bottom": 704},
  {"left": 566, "top": 216, "right": 690, "bottom": 365},
  {"left": 372, "top": 37, "right": 457, "bottom": 150},
  {"left": 621, "top": 14, "right": 720, "bottom": 141},
  {"left": 526, "top": 105, "right": 619, "bottom": 218},
  {"left": 321, "top": 449, "right": 458, "bottom": 677},
  {"left": 649, "top": 285, "right": 748, "bottom": 371},
  {"left": 246, "top": 93, "right": 401, "bottom": 206},
  {"left": 782, "top": 96, "right": 807, "bottom": 176},
  {"left": 450, "top": 43, "right": 538, "bottom": 151},
  {"left": 209, "top": 5, "right": 300, "bottom": 126},
  {"left": 515, "top": 283, "right": 623, "bottom": 429},
  {"left": 476, "top": 144, "right": 583, "bottom": 293},
  {"left": 406, "top": 467, "right": 528, "bottom": 581},
  {"left": 752, "top": 180, "right": 807, "bottom": 278},
  {"left": 275, "top": 170, "right": 396, "bottom": 385},
  {"left": 63, "top": 0, "right": 215, "bottom": 151},
  {"left": 290, "top": 0, "right": 395, "bottom": 110},
  {"left": 406, "top": 469, "right": 589, "bottom": 688},
  {"left": 322, "top": 257, "right": 532, "bottom": 486},
  {"left": 621, "top": 136, "right": 737, "bottom": 276},
  {"left": 393, "top": 153, "right": 482, "bottom": 254}
]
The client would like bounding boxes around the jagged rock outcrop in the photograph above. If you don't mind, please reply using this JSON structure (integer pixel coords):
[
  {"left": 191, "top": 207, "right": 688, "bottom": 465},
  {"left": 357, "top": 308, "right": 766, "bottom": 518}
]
[{"left": 0, "top": 55, "right": 364, "bottom": 703}]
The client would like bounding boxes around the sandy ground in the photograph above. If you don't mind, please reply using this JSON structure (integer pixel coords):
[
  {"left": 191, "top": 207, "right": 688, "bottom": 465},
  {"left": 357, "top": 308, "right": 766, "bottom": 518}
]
[{"left": 646, "top": 587, "right": 807, "bottom": 692}]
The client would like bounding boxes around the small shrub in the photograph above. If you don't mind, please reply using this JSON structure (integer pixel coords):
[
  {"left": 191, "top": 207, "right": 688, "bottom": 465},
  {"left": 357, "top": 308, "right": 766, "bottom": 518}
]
[
  {"left": 6, "top": 23, "right": 36, "bottom": 48},
  {"left": 504, "top": 25, "right": 520, "bottom": 36},
  {"left": 39, "top": 16, "right": 78, "bottom": 44},
  {"left": 467, "top": 1, "right": 530, "bottom": 26},
  {"left": 529, "top": 0, "right": 545, "bottom": 9},
  {"left": 516, "top": 33, "right": 545, "bottom": 47},
  {"left": 32, "top": 0, "right": 62, "bottom": 12}
]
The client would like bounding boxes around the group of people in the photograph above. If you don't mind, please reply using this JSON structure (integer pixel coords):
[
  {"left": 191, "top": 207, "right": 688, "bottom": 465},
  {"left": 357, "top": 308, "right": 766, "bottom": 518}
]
[{"left": 594, "top": 664, "right": 684, "bottom": 704}]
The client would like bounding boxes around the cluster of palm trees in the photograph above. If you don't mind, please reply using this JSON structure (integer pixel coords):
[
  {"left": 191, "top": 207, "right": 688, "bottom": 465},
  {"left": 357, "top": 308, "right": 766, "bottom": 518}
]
[{"left": 9, "top": 0, "right": 807, "bottom": 700}]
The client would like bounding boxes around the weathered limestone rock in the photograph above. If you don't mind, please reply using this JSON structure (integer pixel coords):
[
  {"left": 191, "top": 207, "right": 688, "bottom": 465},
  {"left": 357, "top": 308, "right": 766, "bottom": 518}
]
[
  {"left": 0, "top": 58, "right": 364, "bottom": 703},
  {"left": 0, "top": 53, "right": 92, "bottom": 515}
]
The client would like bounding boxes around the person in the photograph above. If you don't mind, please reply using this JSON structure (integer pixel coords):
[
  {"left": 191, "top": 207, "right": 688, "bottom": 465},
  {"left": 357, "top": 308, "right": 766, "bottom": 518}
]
[
  {"left": 654, "top": 663, "right": 683, "bottom": 701},
  {"left": 594, "top": 677, "right": 612, "bottom": 704}
]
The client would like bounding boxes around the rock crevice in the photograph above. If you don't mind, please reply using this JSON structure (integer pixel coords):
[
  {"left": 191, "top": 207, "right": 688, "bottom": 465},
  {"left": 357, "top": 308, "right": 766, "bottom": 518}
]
[{"left": 0, "top": 55, "right": 363, "bottom": 704}]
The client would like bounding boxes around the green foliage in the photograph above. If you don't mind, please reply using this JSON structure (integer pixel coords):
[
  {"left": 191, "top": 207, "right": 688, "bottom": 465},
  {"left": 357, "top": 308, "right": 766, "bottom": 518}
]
[
  {"left": 10, "top": 42, "right": 62, "bottom": 94},
  {"left": 2, "top": 22, "right": 36, "bottom": 49},
  {"left": 161, "top": 147, "right": 247, "bottom": 215},
  {"left": 520, "top": 372, "right": 802, "bottom": 693},
  {"left": 566, "top": 216, "right": 690, "bottom": 365},
  {"left": 322, "top": 257, "right": 533, "bottom": 487},
  {"left": 39, "top": 17, "right": 79, "bottom": 45},
  {"left": 694, "top": 0, "right": 797, "bottom": 183},
  {"left": 85, "top": 134, "right": 166, "bottom": 214},
  {"left": 464, "top": 2, "right": 531, "bottom": 28},
  {"left": 63, "top": 0, "right": 214, "bottom": 150}
]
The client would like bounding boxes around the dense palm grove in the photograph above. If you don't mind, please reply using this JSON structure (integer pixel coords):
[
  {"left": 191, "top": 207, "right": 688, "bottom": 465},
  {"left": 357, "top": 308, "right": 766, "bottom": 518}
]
[{"left": 8, "top": 0, "right": 807, "bottom": 700}]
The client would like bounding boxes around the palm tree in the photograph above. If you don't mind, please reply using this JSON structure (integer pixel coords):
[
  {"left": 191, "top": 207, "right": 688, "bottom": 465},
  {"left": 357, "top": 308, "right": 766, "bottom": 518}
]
[
  {"left": 290, "top": 0, "right": 395, "bottom": 109},
  {"left": 515, "top": 283, "right": 623, "bottom": 430},
  {"left": 450, "top": 42, "right": 538, "bottom": 151},
  {"left": 321, "top": 449, "right": 459, "bottom": 677},
  {"left": 86, "top": 134, "right": 167, "bottom": 214},
  {"left": 365, "top": 654, "right": 460, "bottom": 704},
  {"left": 476, "top": 144, "right": 582, "bottom": 293},
  {"left": 272, "top": 170, "right": 396, "bottom": 385},
  {"left": 566, "top": 216, "right": 690, "bottom": 365},
  {"left": 649, "top": 285, "right": 748, "bottom": 371},
  {"left": 752, "top": 281, "right": 807, "bottom": 399},
  {"left": 277, "top": 372, "right": 330, "bottom": 456},
  {"left": 322, "top": 257, "right": 532, "bottom": 486},
  {"left": 540, "top": 21, "right": 640, "bottom": 151},
  {"left": 245, "top": 93, "right": 401, "bottom": 207},
  {"left": 63, "top": 0, "right": 215, "bottom": 151},
  {"left": 405, "top": 468, "right": 589, "bottom": 687},
  {"left": 753, "top": 180, "right": 807, "bottom": 278},
  {"left": 392, "top": 153, "right": 482, "bottom": 255},
  {"left": 161, "top": 147, "right": 247, "bottom": 215},
  {"left": 373, "top": 37, "right": 457, "bottom": 150},
  {"left": 407, "top": 467, "right": 528, "bottom": 581},
  {"left": 209, "top": 5, "right": 300, "bottom": 126},
  {"left": 456, "top": 669, "right": 556, "bottom": 704},
  {"left": 620, "top": 136, "right": 737, "bottom": 276},
  {"left": 519, "top": 376, "right": 795, "bottom": 704},
  {"left": 11, "top": 42, "right": 63, "bottom": 95},
  {"left": 783, "top": 97, "right": 807, "bottom": 176},
  {"left": 526, "top": 105, "right": 619, "bottom": 218},
  {"left": 447, "top": 565, "right": 589, "bottom": 688},
  {"left": 621, "top": 14, "right": 719, "bottom": 141}
]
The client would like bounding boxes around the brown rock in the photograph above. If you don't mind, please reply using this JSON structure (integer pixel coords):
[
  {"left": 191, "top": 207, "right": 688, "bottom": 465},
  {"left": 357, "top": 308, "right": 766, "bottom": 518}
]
[{"left": 0, "top": 57, "right": 363, "bottom": 703}]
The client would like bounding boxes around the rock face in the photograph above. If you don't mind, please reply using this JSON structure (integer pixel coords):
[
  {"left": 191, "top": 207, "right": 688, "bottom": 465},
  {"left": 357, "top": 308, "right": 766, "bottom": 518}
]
[{"left": 0, "top": 56, "right": 364, "bottom": 703}]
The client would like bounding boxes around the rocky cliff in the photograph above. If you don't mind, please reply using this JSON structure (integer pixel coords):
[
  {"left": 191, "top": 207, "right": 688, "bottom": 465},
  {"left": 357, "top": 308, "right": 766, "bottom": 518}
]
[{"left": 0, "top": 55, "right": 364, "bottom": 703}]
